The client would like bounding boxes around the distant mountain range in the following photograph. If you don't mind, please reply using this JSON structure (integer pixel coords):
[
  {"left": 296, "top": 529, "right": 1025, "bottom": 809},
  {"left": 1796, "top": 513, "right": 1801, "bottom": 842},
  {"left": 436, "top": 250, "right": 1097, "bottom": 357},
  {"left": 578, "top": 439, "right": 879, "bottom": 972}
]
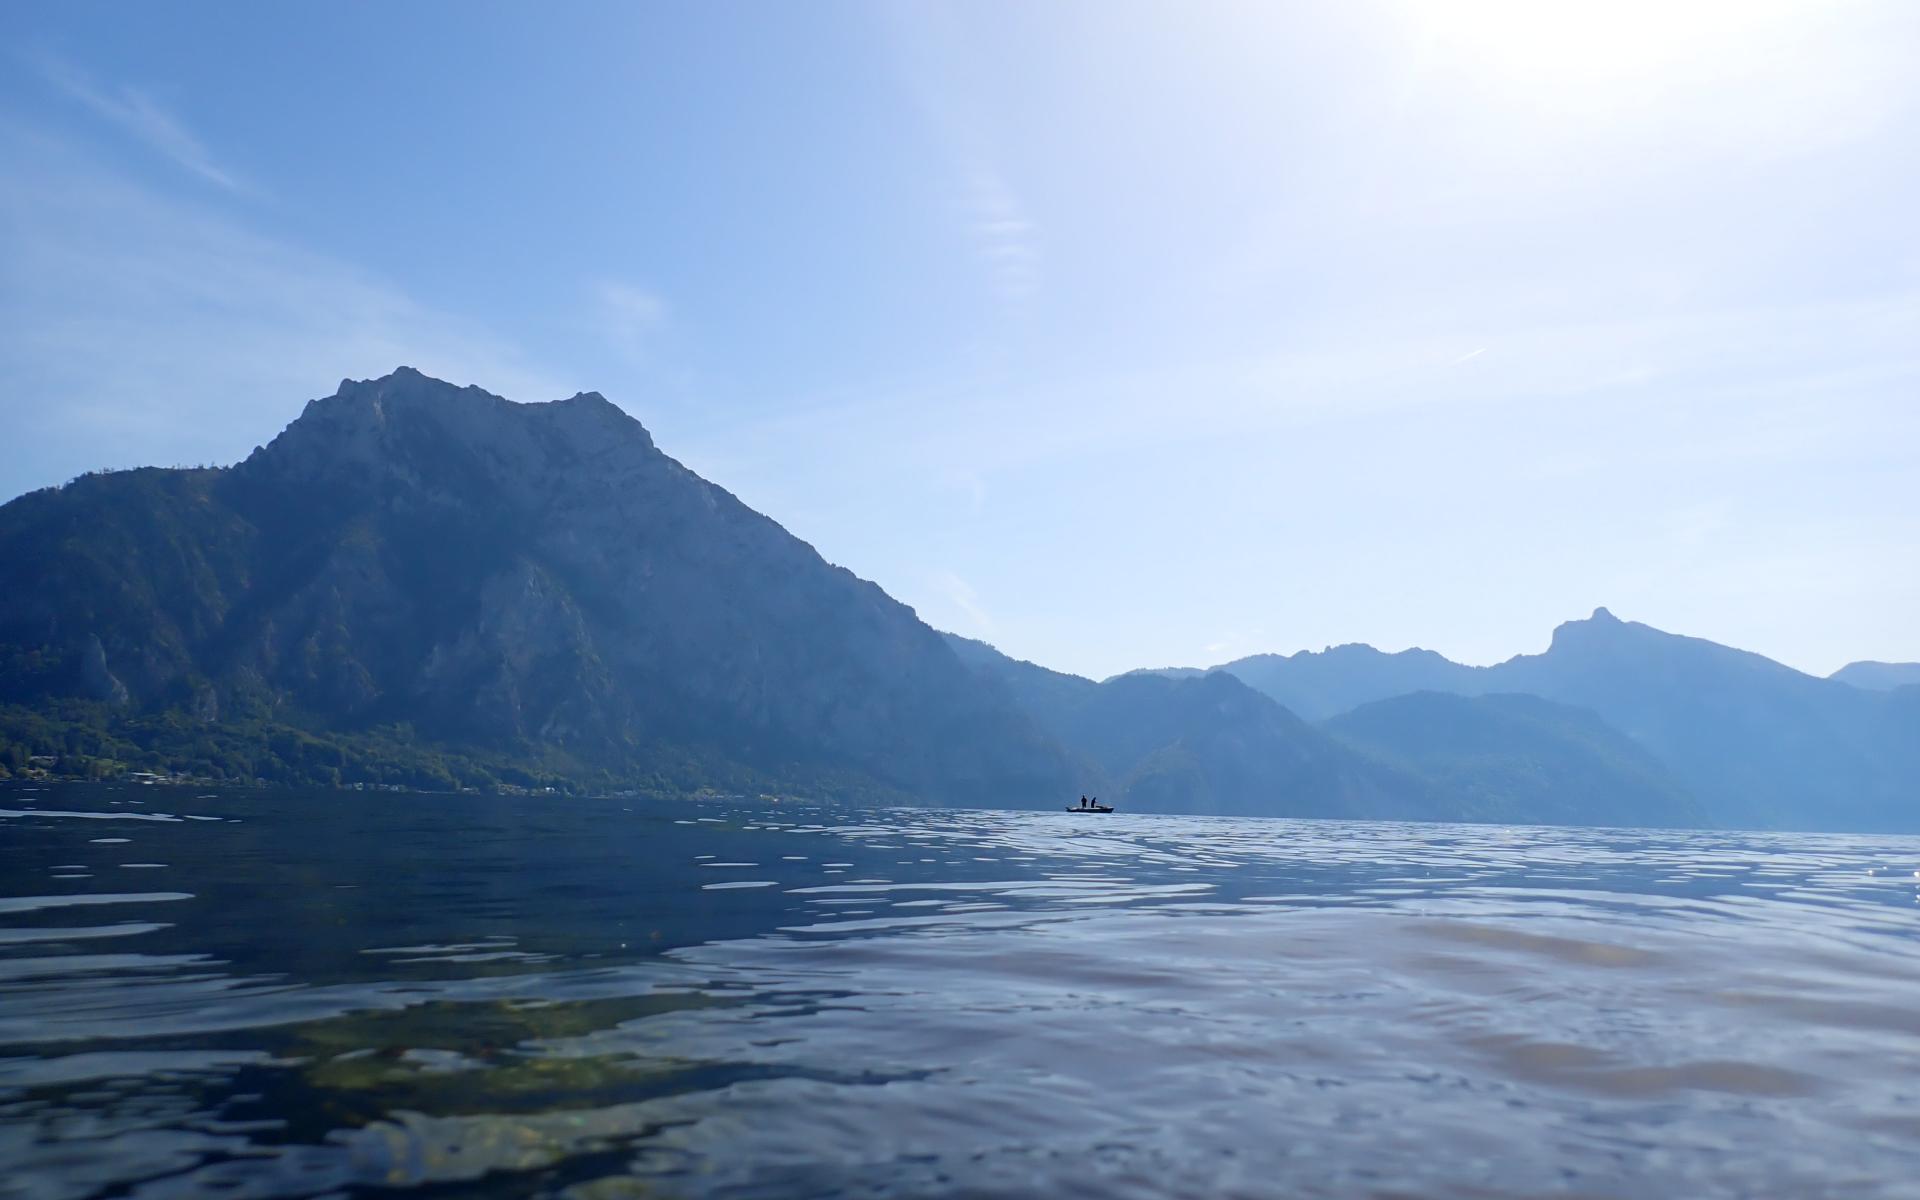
[
  {"left": 1158, "top": 612, "right": 1918, "bottom": 830},
  {"left": 1830, "top": 661, "right": 1920, "bottom": 691},
  {"left": 946, "top": 636, "right": 1432, "bottom": 820},
  {"left": 2, "top": 369, "right": 1914, "bottom": 831},
  {"left": 946, "top": 635, "right": 1704, "bottom": 827}
]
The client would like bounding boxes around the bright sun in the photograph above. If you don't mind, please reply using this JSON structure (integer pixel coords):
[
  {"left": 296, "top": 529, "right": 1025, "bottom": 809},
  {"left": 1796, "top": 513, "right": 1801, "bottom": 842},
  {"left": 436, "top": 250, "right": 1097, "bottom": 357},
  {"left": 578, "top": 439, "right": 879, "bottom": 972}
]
[{"left": 1416, "top": 0, "right": 1804, "bottom": 95}]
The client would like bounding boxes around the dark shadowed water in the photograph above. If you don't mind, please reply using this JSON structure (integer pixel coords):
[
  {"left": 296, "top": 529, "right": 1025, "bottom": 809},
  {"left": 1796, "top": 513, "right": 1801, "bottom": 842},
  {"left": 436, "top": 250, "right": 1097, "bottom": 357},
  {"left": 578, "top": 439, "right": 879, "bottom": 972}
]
[{"left": 4, "top": 783, "right": 1920, "bottom": 1199}]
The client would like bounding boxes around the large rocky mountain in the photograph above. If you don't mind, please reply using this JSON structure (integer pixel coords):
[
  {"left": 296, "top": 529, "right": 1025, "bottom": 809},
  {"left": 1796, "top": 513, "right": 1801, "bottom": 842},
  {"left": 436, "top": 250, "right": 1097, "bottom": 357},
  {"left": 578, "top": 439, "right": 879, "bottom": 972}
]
[{"left": 0, "top": 368, "right": 1078, "bottom": 805}]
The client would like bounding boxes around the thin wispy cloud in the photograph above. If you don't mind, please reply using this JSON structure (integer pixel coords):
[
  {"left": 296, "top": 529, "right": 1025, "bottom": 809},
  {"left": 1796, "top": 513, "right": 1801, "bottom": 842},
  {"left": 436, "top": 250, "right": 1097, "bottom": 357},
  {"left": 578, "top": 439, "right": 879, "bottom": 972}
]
[
  {"left": 596, "top": 281, "right": 670, "bottom": 358},
  {"left": 946, "top": 468, "right": 988, "bottom": 514},
  {"left": 0, "top": 121, "right": 562, "bottom": 501},
  {"left": 966, "top": 167, "right": 1041, "bottom": 301},
  {"left": 933, "top": 569, "right": 996, "bottom": 637},
  {"left": 31, "top": 49, "right": 248, "bottom": 193},
  {"left": 882, "top": 7, "right": 1041, "bottom": 304}
]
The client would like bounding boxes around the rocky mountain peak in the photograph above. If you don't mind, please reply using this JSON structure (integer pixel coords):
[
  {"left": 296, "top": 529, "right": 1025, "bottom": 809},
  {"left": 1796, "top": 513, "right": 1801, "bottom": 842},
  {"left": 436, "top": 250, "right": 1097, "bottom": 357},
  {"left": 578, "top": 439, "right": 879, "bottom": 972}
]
[
  {"left": 1546, "top": 605, "right": 1640, "bottom": 653},
  {"left": 241, "top": 369, "right": 658, "bottom": 494}
]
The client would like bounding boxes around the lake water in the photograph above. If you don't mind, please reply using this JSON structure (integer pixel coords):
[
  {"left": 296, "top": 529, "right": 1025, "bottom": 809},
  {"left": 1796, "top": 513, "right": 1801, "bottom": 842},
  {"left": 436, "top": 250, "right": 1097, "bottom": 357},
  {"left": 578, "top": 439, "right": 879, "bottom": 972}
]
[{"left": 3, "top": 783, "right": 1920, "bottom": 1198}]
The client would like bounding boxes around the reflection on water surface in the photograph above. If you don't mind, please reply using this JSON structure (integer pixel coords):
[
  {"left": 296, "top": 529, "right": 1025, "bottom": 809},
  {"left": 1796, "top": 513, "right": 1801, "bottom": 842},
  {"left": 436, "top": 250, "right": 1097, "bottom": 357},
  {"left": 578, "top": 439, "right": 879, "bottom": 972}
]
[{"left": 3, "top": 783, "right": 1919, "bottom": 1198}]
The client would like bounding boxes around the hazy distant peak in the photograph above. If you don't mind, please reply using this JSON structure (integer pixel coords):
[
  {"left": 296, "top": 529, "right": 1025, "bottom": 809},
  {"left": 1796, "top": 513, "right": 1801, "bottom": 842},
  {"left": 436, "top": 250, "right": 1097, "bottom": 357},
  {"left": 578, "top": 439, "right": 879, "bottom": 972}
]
[
  {"left": 1533, "top": 606, "right": 1827, "bottom": 689},
  {"left": 1546, "top": 606, "right": 1644, "bottom": 650},
  {"left": 1305, "top": 643, "right": 1382, "bottom": 661},
  {"left": 1104, "top": 665, "right": 1207, "bottom": 682},
  {"left": 1830, "top": 661, "right": 1920, "bottom": 691},
  {"left": 1314, "top": 643, "right": 1452, "bottom": 663},
  {"left": 1563, "top": 605, "right": 1627, "bottom": 632},
  {"left": 1218, "top": 644, "right": 1453, "bottom": 671}
]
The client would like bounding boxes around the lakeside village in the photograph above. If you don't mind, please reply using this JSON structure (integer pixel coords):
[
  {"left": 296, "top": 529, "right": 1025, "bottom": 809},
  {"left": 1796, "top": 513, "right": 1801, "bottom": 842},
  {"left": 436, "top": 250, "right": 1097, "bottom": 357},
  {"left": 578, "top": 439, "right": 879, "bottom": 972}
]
[
  {"left": 0, "top": 709, "right": 609, "bottom": 796},
  {"left": 0, "top": 754, "right": 796, "bottom": 805},
  {"left": 3, "top": 755, "right": 562, "bottom": 795},
  {"left": 0, "top": 708, "right": 861, "bottom": 803},
  {"left": 0, "top": 707, "right": 853, "bottom": 803}
]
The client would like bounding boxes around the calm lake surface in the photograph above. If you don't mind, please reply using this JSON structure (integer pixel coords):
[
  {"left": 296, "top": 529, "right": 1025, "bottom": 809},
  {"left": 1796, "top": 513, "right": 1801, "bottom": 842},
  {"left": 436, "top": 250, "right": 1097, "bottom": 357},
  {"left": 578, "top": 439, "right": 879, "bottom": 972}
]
[{"left": 3, "top": 784, "right": 1920, "bottom": 1199}]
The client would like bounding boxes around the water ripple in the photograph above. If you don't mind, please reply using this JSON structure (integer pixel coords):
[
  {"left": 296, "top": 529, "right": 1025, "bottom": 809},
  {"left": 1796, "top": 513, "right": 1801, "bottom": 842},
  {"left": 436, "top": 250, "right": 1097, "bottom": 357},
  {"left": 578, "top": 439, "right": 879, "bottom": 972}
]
[{"left": 4, "top": 784, "right": 1920, "bottom": 1198}]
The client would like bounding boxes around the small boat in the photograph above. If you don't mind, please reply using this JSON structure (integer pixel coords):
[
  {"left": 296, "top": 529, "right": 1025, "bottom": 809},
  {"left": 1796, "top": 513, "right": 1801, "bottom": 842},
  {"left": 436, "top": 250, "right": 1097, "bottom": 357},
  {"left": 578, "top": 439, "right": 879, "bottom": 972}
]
[{"left": 1066, "top": 801, "right": 1114, "bottom": 813}]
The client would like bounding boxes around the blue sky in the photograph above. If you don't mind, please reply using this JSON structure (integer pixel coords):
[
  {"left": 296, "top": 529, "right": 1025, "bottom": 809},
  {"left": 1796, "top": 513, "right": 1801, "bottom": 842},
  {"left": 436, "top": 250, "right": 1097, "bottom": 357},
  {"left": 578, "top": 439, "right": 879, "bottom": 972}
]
[{"left": 3, "top": 1, "right": 1916, "bottom": 679}]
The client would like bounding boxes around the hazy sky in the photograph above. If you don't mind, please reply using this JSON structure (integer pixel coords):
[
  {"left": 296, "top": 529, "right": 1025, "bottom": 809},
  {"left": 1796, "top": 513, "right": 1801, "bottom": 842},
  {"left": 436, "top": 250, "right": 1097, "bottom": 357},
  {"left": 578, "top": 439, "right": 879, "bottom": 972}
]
[{"left": 3, "top": 1, "right": 1916, "bottom": 679}]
